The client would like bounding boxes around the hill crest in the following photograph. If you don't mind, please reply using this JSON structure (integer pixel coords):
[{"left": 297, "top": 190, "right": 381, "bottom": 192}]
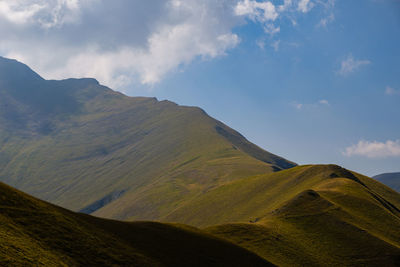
[{"left": 0, "top": 56, "right": 295, "bottom": 221}]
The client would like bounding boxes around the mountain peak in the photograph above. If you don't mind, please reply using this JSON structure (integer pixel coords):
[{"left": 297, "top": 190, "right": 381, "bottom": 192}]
[
  {"left": 0, "top": 57, "right": 296, "bottom": 223},
  {"left": 0, "top": 56, "right": 44, "bottom": 83}
]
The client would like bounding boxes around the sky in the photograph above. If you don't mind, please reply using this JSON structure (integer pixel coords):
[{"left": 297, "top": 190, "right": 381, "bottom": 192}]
[{"left": 0, "top": 0, "right": 399, "bottom": 176}]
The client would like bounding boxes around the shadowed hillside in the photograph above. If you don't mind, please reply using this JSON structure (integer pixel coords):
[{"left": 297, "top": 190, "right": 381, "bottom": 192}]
[
  {"left": 0, "top": 56, "right": 295, "bottom": 221},
  {"left": 0, "top": 181, "right": 272, "bottom": 266}
]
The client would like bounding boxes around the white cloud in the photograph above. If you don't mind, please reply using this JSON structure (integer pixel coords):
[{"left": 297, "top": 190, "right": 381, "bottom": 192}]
[
  {"left": 234, "top": 0, "right": 333, "bottom": 35},
  {"left": 385, "top": 86, "right": 400, "bottom": 96},
  {"left": 278, "top": 0, "right": 293, "bottom": 12},
  {"left": 235, "top": 0, "right": 278, "bottom": 22},
  {"left": 319, "top": 99, "right": 329, "bottom": 105},
  {"left": 0, "top": 0, "right": 337, "bottom": 89},
  {"left": 298, "top": 0, "right": 314, "bottom": 13},
  {"left": 338, "top": 54, "right": 371, "bottom": 76},
  {"left": 1, "top": 0, "right": 241, "bottom": 87},
  {"left": 0, "top": 1, "right": 44, "bottom": 24},
  {"left": 343, "top": 140, "right": 400, "bottom": 158},
  {"left": 0, "top": 0, "right": 82, "bottom": 27}
]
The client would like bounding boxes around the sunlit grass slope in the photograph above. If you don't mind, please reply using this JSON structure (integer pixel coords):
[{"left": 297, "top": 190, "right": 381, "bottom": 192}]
[
  {"left": 0, "top": 56, "right": 295, "bottom": 221},
  {"left": 204, "top": 165, "right": 400, "bottom": 266},
  {"left": 0, "top": 181, "right": 272, "bottom": 266}
]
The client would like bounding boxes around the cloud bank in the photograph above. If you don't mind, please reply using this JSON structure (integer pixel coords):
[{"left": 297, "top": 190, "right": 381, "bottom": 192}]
[
  {"left": 343, "top": 140, "right": 400, "bottom": 158},
  {"left": 0, "top": 0, "right": 334, "bottom": 89}
]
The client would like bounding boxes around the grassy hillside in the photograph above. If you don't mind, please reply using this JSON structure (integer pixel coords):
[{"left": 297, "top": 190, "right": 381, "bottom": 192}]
[
  {"left": 373, "top": 172, "right": 400, "bottom": 192},
  {"left": 1, "top": 57, "right": 400, "bottom": 266},
  {"left": 204, "top": 165, "right": 400, "bottom": 266},
  {"left": 157, "top": 164, "right": 363, "bottom": 226},
  {"left": 0, "top": 181, "right": 272, "bottom": 266},
  {"left": 0, "top": 56, "right": 295, "bottom": 221}
]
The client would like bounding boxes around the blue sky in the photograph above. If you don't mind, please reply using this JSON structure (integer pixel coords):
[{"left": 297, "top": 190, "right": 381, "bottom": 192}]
[{"left": 0, "top": 0, "right": 399, "bottom": 176}]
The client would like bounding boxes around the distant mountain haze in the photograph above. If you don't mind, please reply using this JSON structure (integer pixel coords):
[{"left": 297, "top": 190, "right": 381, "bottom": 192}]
[
  {"left": 373, "top": 172, "right": 400, "bottom": 192},
  {"left": 0, "top": 56, "right": 295, "bottom": 222}
]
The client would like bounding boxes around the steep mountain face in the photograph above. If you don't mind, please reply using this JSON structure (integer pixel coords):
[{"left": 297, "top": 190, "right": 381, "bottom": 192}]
[
  {"left": 0, "top": 181, "right": 272, "bottom": 266},
  {"left": 0, "top": 56, "right": 295, "bottom": 221},
  {"left": 373, "top": 172, "right": 400, "bottom": 192}
]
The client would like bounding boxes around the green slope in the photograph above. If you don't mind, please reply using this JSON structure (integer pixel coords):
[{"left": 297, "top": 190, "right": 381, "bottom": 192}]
[
  {"left": 2, "top": 57, "right": 399, "bottom": 266},
  {"left": 0, "top": 181, "right": 272, "bottom": 266},
  {"left": 373, "top": 172, "right": 400, "bottom": 192},
  {"left": 0, "top": 56, "right": 295, "bottom": 221},
  {"left": 204, "top": 165, "right": 400, "bottom": 266}
]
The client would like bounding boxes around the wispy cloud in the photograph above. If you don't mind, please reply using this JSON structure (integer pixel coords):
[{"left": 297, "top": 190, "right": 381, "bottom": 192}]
[
  {"left": 256, "top": 39, "right": 266, "bottom": 49},
  {"left": 317, "top": 13, "right": 334, "bottom": 27},
  {"left": 234, "top": 0, "right": 332, "bottom": 36},
  {"left": 343, "top": 140, "right": 400, "bottom": 158},
  {"left": 319, "top": 99, "right": 329, "bottom": 105},
  {"left": 271, "top": 40, "right": 280, "bottom": 51},
  {"left": 292, "top": 99, "right": 330, "bottom": 110},
  {"left": 338, "top": 54, "right": 371, "bottom": 76},
  {"left": 316, "top": 0, "right": 335, "bottom": 27},
  {"left": 385, "top": 86, "right": 400, "bottom": 96},
  {"left": 298, "top": 0, "right": 314, "bottom": 13},
  {"left": 278, "top": 0, "right": 293, "bottom": 12},
  {"left": 294, "top": 103, "right": 303, "bottom": 110}
]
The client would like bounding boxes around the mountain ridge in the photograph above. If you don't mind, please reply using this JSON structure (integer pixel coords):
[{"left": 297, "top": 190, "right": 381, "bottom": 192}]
[
  {"left": 1, "top": 57, "right": 400, "bottom": 266},
  {"left": 0, "top": 56, "right": 295, "bottom": 221},
  {"left": 205, "top": 165, "right": 400, "bottom": 266}
]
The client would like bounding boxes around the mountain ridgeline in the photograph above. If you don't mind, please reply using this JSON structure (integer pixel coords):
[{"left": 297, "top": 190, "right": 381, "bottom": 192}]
[
  {"left": 0, "top": 56, "right": 295, "bottom": 222},
  {"left": 1, "top": 57, "right": 400, "bottom": 266}
]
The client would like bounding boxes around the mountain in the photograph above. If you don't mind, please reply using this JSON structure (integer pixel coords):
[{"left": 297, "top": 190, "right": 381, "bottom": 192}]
[
  {"left": 0, "top": 181, "right": 272, "bottom": 266},
  {"left": 0, "top": 56, "right": 295, "bottom": 221},
  {"left": 204, "top": 165, "right": 400, "bottom": 266},
  {"left": 2, "top": 57, "right": 400, "bottom": 266},
  {"left": 373, "top": 172, "right": 400, "bottom": 192}
]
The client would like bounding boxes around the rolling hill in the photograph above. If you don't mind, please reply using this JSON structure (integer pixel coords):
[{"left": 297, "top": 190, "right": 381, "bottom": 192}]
[
  {"left": 1, "top": 57, "right": 400, "bottom": 266},
  {"left": 373, "top": 172, "right": 400, "bottom": 192},
  {"left": 2, "top": 164, "right": 399, "bottom": 266},
  {"left": 0, "top": 56, "right": 295, "bottom": 221},
  {"left": 0, "top": 181, "right": 272, "bottom": 266},
  {"left": 204, "top": 165, "right": 400, "bottom": 266}
]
